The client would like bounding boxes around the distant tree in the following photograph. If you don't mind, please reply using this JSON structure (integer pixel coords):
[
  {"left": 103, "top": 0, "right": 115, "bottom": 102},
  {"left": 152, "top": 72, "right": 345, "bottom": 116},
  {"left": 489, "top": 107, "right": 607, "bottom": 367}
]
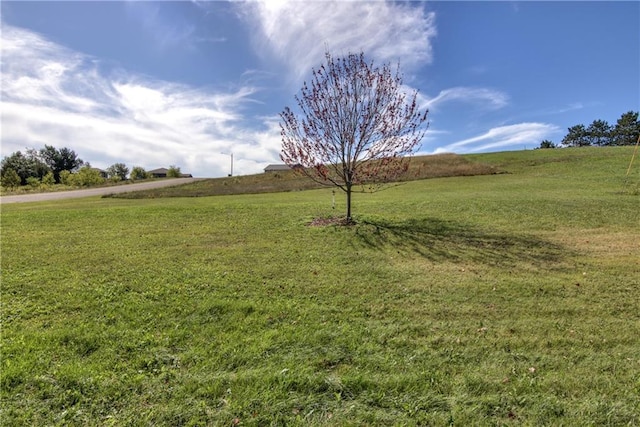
[
  {"left": 611, "top": 111, "right": 640, "bottom": 146},
  {"left": 39, "top": 145, "right": 84, "bottom": 183},
  {"left": 106, "top": 163, "right": 129, "bottom": 181},
  {"left": 280, "top": 51, "right": 429, "bottom": 223},
  {"left": 0, "top": 150, "right": 50, "bottom": 185},
  {"left": 70, "top": 166, "right": 105, "bottom": 187},
  {"left": 561, "top": 124, "right": 590, "bottom": 147},
  {"left": 586, "top": 119, "right": 612, "bottom": 146},
  {"left": 130, "top": 166, "right": 149, "bottom": 181},
  {"left": 1, "top": 152, "right": 29, "bottom": 185},
  {"left": 1, "top": 168, "right": 21, "bottom": 188},
  {"left": 26, "top": 148, "right": 52, "bottom": 180},
  {"left": 167, "top": 165, "right": 182, "bottom": 178},
  {"left": 539, "top": 140, "right": 556, "bottom": 149}
]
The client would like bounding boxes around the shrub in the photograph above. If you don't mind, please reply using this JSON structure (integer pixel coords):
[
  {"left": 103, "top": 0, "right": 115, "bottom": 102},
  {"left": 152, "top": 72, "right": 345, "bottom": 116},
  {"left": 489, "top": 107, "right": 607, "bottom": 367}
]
[
  {"left": 167, "top": 165, "right": 182, "bottom": 178},
  {"left": 41, "top": 171, "right": 55, "bottom": 186},
  {"left": 71, "top": 167, "right": 105, "bottom": 187},
  {"left": 1, "top": 168, "right": 21, "bottom": 188},
  {"left": 60, "top": 170, "right": 73, "bottom": 186},
  {"left": 130, "top": 166, "right": 149, "bottom": 181},
  {"left": 26, "top": 176, "right": 40, "bottom": 188}
]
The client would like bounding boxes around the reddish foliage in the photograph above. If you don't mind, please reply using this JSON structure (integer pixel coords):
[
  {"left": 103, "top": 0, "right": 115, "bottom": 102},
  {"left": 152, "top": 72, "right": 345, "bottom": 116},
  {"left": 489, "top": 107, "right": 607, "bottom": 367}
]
[{"left": 280, "top": 51, "right": 429, "bottom": 220}]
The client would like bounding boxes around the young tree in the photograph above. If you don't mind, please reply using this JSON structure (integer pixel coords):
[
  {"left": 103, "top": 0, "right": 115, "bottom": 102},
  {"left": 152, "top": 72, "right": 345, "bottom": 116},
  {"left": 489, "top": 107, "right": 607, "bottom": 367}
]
[
  {"left": 130, "top": 166, "right": 149, "bottom": 181},
  {"left": 611, "top": 111, "right": 640, "bottom": 146},
  {"left": 167, "top": 165, "right": 182, "bottom": 178},
  {"left": 1, "top": 168, "right": 21, "bottom": 188},
  {"left": 106, "top": 163, "right": 129, "bottom": 181},
  {"left": 280, "top": 51, "right": 429, "bottom": 223}
]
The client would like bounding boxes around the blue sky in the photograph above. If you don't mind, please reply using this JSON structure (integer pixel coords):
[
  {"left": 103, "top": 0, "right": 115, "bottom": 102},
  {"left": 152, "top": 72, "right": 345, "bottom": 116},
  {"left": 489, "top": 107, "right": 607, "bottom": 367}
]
[{"left": 1, "top": 1, "right": 638, "bottom": 177}]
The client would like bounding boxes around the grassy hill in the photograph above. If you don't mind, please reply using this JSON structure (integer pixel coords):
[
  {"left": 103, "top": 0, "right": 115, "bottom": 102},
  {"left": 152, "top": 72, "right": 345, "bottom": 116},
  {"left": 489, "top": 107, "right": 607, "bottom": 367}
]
[
  {"left": 107, "top": 153, "right": 499, "bottom": 199},
  {"left": 2, "top": 147, "right": 638, "bottom": 425}
]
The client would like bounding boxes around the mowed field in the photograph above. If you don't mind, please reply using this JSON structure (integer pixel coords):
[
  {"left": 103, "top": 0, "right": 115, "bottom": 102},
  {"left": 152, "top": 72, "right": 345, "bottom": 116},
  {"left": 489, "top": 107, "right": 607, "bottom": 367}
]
[{"left": 1, "top": 147, "right": 639, "bottom": 425}]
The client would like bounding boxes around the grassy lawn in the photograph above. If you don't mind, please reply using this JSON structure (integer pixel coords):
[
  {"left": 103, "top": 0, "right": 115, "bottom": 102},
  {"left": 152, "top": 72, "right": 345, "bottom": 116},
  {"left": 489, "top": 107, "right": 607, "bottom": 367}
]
[{"left": 1, "top": 147, "right": 639, "bottom": 425}]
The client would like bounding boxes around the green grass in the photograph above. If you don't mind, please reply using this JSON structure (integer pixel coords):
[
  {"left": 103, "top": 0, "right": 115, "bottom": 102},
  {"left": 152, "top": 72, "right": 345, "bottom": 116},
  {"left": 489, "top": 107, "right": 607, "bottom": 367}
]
[{"left": 2, "top": 147, "right": 639, "bottom": 425}]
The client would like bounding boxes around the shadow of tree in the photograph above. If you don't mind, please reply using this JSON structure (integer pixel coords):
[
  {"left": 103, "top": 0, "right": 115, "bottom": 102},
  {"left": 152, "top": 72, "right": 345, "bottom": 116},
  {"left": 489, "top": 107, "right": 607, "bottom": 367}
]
[{"left": 353, "top": 217, "right": 571, "bottom": 270}]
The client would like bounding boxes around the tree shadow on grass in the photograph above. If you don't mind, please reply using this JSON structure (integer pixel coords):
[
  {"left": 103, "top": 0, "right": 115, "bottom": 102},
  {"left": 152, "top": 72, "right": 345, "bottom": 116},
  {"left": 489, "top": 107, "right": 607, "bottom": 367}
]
[{"left": 353, "top": 217, "right": 572, "bottom": 270}]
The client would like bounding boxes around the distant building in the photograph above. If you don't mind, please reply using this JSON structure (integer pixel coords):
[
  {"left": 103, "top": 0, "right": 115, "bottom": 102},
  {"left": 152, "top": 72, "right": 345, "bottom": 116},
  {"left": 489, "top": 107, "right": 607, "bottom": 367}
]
[
  {"left": 148, "top": 168, "right": 169, "bottom": 178},
  {"left": 264, "top": 164, "right": 292, "bottom": 173},
  {"left": 148, "top": 167, "right": 192, "bottom": 178}
]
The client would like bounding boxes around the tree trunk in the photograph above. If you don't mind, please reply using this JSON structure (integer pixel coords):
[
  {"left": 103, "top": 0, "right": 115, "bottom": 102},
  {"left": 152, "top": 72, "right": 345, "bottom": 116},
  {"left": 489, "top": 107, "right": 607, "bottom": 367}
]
[{"left": 346, "top": 182, "right": 352, "bottom": 223}]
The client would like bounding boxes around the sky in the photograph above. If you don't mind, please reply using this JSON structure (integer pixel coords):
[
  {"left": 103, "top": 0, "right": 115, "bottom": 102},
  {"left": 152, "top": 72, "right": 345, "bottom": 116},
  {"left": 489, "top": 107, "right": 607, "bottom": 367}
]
[{"left": 1, "top": 1, "right": 638, "bottom": 178}]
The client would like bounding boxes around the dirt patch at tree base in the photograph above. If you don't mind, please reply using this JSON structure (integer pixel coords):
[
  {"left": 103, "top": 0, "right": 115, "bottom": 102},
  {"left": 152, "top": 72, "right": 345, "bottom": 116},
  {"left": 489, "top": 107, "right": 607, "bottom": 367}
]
[{"left": 307, "top": 217, "right": 355, "bottom": 227}]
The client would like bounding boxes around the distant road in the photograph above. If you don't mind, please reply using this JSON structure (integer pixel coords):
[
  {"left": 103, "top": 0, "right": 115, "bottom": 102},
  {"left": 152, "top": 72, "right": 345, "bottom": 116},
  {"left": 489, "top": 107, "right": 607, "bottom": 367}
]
[{"left": 0, "top": 178, "right": 204, "bottom": 204}]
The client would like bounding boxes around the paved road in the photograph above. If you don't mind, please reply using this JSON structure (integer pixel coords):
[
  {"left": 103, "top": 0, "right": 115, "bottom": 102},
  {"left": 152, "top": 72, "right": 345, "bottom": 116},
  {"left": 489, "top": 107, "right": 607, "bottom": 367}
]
[{"left": 0, "top": 178, "right": 203, "bottom": 204}]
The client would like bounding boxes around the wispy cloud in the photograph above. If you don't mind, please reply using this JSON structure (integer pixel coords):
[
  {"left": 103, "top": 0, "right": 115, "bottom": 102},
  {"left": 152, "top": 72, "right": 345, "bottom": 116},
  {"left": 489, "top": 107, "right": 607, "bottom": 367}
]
[
  {"left": 124, "top": 2, "right": 197, "bottom": 51},
  {"left": 540, "top": 102, "right": 585, "bottom": 115},
  {"left": 432, "top": 123, "right": 561, "bottom": 153},
  {"left": 238, "top": 0, "right": 437, "bottom": 83},
  {"left": 1, "top": 25, "right": 280, "bottom": 177},
  {"left": 420, "top": 87, "right": 509, "bottom": 111}
]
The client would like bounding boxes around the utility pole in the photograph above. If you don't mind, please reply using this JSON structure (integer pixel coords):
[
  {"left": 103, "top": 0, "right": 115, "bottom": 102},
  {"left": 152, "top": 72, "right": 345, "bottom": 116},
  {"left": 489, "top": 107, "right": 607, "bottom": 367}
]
[{"left": 222, "top": 152, "right": 233, "bottom": 176}]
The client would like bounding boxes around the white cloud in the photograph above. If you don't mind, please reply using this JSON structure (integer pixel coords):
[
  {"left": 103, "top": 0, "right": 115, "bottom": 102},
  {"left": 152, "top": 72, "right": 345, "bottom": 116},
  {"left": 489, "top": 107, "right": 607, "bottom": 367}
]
[
  {"left": 0, "top": 25, "right": 282, "bottom": 177},
  {"left": 431, "top": 123, "right": 561, "bottom": 153},
  {"left": 421, "top": 87, "right": 509, "bottom": 111},
  {"left": 238, "top": 0, "right": 437, "bottom": 83}
]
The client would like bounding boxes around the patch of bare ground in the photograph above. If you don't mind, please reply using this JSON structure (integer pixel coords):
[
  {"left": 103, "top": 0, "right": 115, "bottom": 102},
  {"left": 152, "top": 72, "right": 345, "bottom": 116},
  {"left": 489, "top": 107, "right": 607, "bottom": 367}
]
[{"left": 307, "top": 217, "right": 354, "bottom": 227}]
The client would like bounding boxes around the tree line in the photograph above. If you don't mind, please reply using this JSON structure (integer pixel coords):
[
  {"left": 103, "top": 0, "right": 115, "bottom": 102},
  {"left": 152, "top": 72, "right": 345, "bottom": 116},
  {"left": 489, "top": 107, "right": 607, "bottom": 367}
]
[
  {"left": 540, "top": 111, "right": 640, "bottom": 149},
  {"left": 0, "top": 145, "right": 181, "bottom": 189}
]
